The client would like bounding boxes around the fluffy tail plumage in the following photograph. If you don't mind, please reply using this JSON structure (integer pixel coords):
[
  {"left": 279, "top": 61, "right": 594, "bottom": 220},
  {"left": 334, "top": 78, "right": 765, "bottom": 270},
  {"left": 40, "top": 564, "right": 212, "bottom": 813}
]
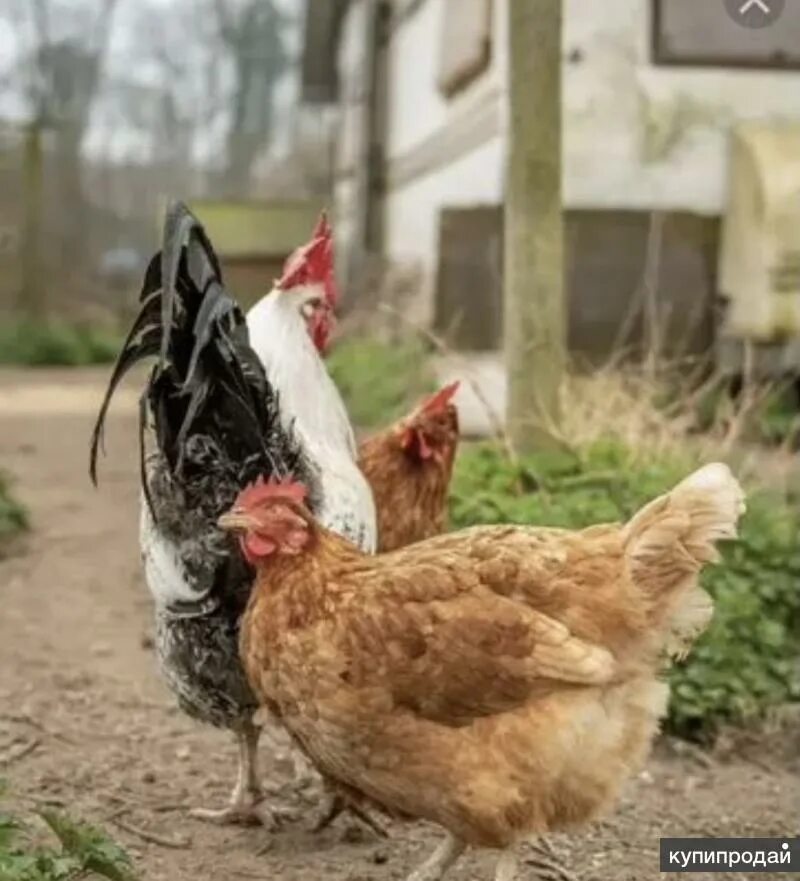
[
  {"left": 623, "top": 463, "right": 746, "bottom": 654},
  {"left": 89, "top": 201, "right": 307, "bottom": 519}
]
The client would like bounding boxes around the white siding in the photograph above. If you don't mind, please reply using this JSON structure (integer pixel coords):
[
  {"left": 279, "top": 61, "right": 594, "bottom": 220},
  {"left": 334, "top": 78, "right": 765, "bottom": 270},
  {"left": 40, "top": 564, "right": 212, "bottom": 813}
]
[
  {"left": 381, "top": 0, "right": 508, "bottom": 280},
  {"left": 337, "top": 0, "right": 800, "bottom": 296},
  {"left": 564, "top": 0, "right": 800, "bottom": 213},
  {"left": 334, "top": 0, "right": 373, "bottom": 276},
  {"left": 385, "top": 135, "right": 505, "bottom": 322},
  {"left": 386, "top": 0, "right": 506, "bottom": 159}
]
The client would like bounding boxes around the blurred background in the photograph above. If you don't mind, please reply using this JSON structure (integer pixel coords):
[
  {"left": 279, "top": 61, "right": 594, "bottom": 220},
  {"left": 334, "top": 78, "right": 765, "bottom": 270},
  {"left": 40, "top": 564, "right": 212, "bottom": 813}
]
[
  {"left": 0, "top": 4, "right": 798, "bottom": 878},
  {"left": 1, "top": 0, "right": 799, "bottom": 368},
  {"left": 0, "top": 0, "right": 328, "bottom": 323}
]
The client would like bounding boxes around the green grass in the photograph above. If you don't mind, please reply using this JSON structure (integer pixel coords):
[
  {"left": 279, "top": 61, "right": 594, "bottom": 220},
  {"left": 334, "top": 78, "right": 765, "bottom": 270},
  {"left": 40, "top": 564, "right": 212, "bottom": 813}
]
[
  {"left": 0, "top": 783, "right": 135, "bottom": 881},
  {"left": 327, "top": 337, "right": 436, "bottom": 428},
  {"left": 0, "top": 473, "right": 28, "bottom": 551},
  {"left": 0, "top": 321, "right": 121, "bottom": 367},
  {"left": 450, "top": 440, "right": 800, "bottom": 739}
]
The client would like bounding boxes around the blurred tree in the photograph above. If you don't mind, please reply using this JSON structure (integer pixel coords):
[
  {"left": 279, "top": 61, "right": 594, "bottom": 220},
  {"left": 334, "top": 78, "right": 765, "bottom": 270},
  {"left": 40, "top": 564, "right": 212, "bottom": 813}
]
[
  {"left": 210, "top": 0, "right": 293, "bottom": 191},
  {"left": 504, "top": 0, "right": 565, "bottom": 453},
  {"left": 123, "top": 0, "right": 294, "bottom": 195},
  {"left": 0, "top": 0, "right": 119, "bottom": 306},
  {"left": 20, "top": 121, "right": 44, "bottom": 315},
  {"left": 119, "top": 0, "right": 224, "bottom": 181}
]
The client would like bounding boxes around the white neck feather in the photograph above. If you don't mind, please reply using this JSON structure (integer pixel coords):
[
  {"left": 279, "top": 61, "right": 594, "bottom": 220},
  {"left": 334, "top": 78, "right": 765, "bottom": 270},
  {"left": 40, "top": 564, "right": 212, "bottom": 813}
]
[
  {"left": 247, "top": 287, "right": 355, "bottom": 457},
  {"left": 246, "top": 287, "right": 376, "bottom": 551}
]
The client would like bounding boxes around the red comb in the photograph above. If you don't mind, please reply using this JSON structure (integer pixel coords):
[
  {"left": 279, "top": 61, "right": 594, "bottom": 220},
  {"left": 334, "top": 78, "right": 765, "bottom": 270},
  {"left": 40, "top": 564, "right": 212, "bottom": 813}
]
[
  {"left": 277, "top": 236, "right": 329, "bottom": 290},
  {"left": 235, "top": 476, "right": 308, "bottom": 512},
  {"left": 276, "top": 212, "right": 338, "bottom": 307},
  {"left": 420, "top": 381, "right": 460, "bottom": 416}
]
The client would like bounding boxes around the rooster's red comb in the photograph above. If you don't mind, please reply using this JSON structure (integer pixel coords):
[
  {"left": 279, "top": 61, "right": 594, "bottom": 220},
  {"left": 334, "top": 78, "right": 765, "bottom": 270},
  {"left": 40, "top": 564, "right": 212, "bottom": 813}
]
[
  {"left": 419, "top": 381, "right": 460, "bottom": 416},
  {"left": 276, "top": 212, "right": 337, "bottom": 307},
  {"left": 235, "top": 476, "right": 308, "bottom": 512}
]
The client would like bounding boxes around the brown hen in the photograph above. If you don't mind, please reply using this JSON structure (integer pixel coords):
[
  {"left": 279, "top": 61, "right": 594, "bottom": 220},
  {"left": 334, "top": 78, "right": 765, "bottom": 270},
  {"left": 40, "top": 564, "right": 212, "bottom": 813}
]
[
  {"left": 358, "top": 382, "right": 460, "bottom": 552},
  {"left": 226, "top": 464, "right": 744, "bottom": 881}
]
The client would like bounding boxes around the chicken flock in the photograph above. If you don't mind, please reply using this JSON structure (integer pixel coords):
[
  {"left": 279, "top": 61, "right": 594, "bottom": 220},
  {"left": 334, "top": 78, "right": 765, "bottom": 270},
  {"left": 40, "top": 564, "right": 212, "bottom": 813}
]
[{"left": 90, "top": 203, "right": 745, "bottom": 881}]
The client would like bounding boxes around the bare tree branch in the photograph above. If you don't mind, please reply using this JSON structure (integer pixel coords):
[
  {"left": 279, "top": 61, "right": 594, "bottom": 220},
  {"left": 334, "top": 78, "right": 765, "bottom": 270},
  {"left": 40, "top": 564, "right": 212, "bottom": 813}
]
[
  {"left": 89, "top": 0, "right": 120, "bottom": 55},
  {"left": 30, "top": 0, "right": 50, "bottom": 48},
  {"left": 211, "top": 0, "right": 235, "bottom": 43}
]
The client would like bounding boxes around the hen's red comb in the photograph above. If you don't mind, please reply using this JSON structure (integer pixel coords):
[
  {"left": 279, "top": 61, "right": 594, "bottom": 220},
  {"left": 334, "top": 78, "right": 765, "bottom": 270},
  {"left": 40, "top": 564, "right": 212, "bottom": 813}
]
[
  {"left": 276, "top": 212, "right": 337, "bottom": 306},
  {"left": 235, "top": 476, "right": 308, "bottom": 512},
  {"left": 420, "top": 381, "right": 460, "bottom": 416}
]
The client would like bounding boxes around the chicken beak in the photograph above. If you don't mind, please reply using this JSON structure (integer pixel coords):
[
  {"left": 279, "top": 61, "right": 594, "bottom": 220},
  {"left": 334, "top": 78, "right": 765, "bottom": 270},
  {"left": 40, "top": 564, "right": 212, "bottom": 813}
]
[{"left": 217, "top": 510, "right": 255, "bottom": 532}]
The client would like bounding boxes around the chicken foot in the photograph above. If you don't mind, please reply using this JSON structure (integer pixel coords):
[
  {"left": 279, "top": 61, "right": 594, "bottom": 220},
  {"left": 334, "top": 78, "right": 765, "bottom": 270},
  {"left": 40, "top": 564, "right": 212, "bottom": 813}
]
[
  {"left": 405, "top": 837, "right": 573, "bottom": 881},
  {"left": 189, "top": 722, "right": 289, "bottom": 828},
  {"left": 311, "top": 789, "right": 390, "bottom": 838},
  {"left": 521, "top": 839, "right": 576, "bottom": 881},
  {"left": 405, "top": 833, "right": 466, "bottom": 881}
]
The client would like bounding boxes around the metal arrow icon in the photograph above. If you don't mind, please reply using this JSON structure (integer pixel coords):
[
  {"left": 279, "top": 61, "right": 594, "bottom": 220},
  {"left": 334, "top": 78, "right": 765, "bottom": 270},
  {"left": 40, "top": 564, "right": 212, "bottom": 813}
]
[{"left": 739, "top": 0, "right": 770, "bottom": 13}]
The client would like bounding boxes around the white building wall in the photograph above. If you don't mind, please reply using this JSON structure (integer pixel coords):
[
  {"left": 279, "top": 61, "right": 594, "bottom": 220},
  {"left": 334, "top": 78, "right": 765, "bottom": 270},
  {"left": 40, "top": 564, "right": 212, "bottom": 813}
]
[
  {"left": 385, "top": 0, "right": 507, "bottom": 157},
  {"left": 386, "top": 136, "right": 505, "bottom": 323},
  {"left": 381, "top": 0, "right": 508, "bottom": 306},
  {"left": 564, "top": 0, "right": 800, "bottom": 213},
  {"left": 334, "top": 0, "right": 374, "bottom": 282},
  {"left": 346, "top": 0, "right": 800, "bottom": 297}
]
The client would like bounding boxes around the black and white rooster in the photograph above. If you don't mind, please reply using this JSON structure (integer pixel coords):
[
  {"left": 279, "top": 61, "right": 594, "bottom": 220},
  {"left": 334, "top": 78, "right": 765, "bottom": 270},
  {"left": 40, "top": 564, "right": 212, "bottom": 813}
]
[{"left": 90, "top": 203, "right": 375, "bottom": 825}]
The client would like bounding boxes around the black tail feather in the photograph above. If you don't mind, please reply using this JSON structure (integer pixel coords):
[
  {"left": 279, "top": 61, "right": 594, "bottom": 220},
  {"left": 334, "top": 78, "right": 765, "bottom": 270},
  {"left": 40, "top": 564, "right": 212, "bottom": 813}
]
[
  {"left": 159, "top": 200, "right": 213, "bottom": 370},
  {"left": 89, "top": 282, "right": 161, "bottom": 485},
  {"left": 89, "top": 201, "right": 306, "bottom": 521}
]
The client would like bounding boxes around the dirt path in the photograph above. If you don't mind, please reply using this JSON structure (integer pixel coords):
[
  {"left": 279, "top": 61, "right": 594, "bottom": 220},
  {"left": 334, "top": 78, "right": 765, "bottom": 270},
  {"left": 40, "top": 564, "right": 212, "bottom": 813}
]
[{"left": 0, "top": 367, "right": 797, "bottom": 881}]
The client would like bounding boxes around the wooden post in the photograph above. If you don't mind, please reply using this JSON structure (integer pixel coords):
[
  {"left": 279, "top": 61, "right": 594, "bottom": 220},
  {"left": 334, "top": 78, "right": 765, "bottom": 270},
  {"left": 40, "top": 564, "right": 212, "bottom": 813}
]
[{"left": 504, "top": 0, "right": 565, "bottom": 452}]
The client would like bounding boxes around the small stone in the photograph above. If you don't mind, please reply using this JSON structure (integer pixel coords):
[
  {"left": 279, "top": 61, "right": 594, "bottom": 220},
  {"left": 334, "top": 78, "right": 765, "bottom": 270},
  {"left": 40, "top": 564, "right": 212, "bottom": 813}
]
[
  {"left": 141, "top": 770, "right": 156, "bottom": 784},
  {"left": 140, "top": 632, "right": 154, "bottom": 650},
  {"left": 176, "top": 745, "right": 191, "bottom": 761},
  {"left": 372, "top": 849, "right": 389, "bottom": 865},
  {"left": 90, "top": 642, "right": 112, "bottom": 657},
  {"left": 341, "top": 824, "right": 367, "bottom": 844}
]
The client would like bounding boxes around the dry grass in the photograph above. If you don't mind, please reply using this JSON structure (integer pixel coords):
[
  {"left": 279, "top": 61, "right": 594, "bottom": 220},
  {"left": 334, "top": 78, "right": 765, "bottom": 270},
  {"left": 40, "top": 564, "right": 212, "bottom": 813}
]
[
  {"left": 557, "top": 367, "right": 695, "bottom": 459},
  {"left": 554, "top": 362, "right": 798, "bottom": 498},
  {"left": 341, "top": 263, "right": 798, "bottom": 498}
]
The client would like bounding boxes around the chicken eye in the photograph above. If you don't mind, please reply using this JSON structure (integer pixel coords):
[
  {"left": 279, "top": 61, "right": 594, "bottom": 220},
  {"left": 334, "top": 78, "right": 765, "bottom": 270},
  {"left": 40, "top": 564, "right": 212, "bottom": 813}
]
[{"left": 301, "top": 298, "right": 322, "bottom": 319}]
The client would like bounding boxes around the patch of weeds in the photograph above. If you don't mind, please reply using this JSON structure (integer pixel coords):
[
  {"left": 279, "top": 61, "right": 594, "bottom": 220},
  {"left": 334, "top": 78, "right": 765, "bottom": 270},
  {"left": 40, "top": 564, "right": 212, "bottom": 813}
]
[
  {"left": 327, "top": 337, "right": 435, "bottom": 428},
  {"left": 0, "top": 321, "right": 121, "bottom": 367},
  {"left": 0, "top": 784, "right": 135, "bottom": 881},
  {"left": 451, "top": 440, "right": 800, "bottom": 738},
  {"left": 0, "top": 473, "right": 28, "bottom": 553}
]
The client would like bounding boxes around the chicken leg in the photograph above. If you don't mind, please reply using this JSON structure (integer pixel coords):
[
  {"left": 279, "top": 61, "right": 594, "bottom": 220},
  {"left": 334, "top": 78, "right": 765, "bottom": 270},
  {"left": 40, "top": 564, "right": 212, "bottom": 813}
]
[
  {"left": 189, "top": 722, "right": 283, "bottom": 827},
  {"left": 405, "top": 834, "right": 466, "bottom": 881},
  {"left": 311, "top": 789, "right": 390, "bottom": 838}
]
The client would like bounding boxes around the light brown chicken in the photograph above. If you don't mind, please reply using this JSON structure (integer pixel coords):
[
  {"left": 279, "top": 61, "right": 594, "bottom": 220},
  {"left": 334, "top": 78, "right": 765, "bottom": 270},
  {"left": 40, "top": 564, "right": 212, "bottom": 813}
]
[
  {"left": 224, "top": 464, "right": 744, "bottom": 881},
  {"left": 357, "top": 382, "right": 460, "bottom": 552}
]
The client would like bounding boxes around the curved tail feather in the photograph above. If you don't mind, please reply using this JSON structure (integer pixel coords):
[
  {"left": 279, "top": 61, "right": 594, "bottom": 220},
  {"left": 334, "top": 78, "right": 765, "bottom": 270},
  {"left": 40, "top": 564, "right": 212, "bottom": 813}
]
[
  {"left": 623, "top": 463, "right": 745, "bottom": 644},
  {"left": 89, "top": 201, "right": 308, "bottom": 527}
]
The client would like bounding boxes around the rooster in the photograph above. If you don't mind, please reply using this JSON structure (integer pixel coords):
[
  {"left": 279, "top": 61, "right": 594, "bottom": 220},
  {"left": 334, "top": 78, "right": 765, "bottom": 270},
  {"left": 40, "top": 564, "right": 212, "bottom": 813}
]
[
  {"left": 358, "top": 382, "right": 460, "bottom": 552},
  {"left": 247, "top": 213, "right": 376, "bottom": 553},
  {"left": 90, "top": 203, "right": 375, "bottom": 826},
  {"left": 223, "top": 464, "right": 744, "bottom": 880}
]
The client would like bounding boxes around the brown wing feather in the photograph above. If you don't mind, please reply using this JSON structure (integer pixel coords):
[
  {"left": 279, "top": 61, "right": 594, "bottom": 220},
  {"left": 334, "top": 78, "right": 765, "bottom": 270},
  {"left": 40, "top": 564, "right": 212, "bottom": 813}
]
[{"left": 312, "top": 536, "right": 618, "bottom": 726}]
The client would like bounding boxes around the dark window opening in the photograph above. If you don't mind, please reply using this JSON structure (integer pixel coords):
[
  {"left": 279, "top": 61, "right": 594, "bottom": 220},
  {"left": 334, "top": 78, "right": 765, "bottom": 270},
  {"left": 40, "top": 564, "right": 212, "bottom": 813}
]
[{"left": 652, "top": 0, "right": 800, "bottom": 70}]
